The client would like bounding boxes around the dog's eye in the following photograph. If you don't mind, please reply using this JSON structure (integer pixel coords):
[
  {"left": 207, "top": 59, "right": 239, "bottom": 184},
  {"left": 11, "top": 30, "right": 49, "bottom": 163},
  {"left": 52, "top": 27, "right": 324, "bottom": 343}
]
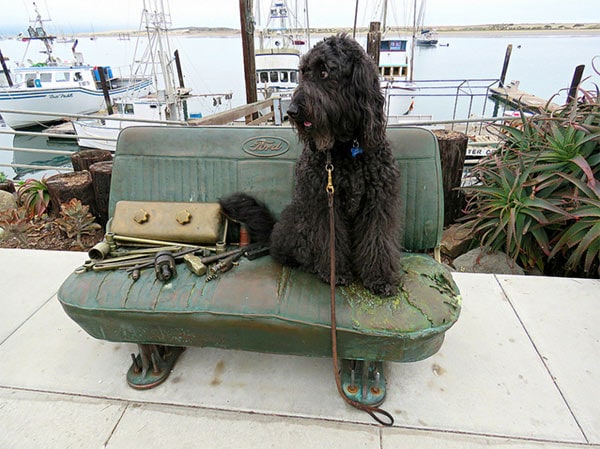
[{"left": 320, "top": 70, "right": 329, "bottom": 80}]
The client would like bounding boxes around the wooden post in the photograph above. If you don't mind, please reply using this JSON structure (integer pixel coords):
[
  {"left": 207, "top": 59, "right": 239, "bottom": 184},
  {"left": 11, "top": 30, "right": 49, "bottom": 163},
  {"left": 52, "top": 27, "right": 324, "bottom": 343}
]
[
  {"left": 366, "top": 22, "right": 381, "bottom": 66},
  {"left": 499, "top": 44, "right": 512, "bottom": 88},
  {"left": 46, "top": 171, "right": 96, "bottom": 217},
  {"left": 97, "top": 67, "right": 114, "bottom": 115},
  {"left": 0, "top": 49, "right": 13, "bottom": 87},
  {"left": 239, "top": 0, "right": 258, "bottom": 124},
  {"left": 433, "top": 129, "right": 468, "bottom": 227},
  {"left": 174, "top": 50, "right": 188, "bottom": 120},
  {"left": 90, "top": 160, "right": 113, "bottom": 227},
  {"left": 71, "top": 149, "right": 112, "bottom": 172},
  {"left": 567, "top": 64, "right": 585, "bottom": 104}
]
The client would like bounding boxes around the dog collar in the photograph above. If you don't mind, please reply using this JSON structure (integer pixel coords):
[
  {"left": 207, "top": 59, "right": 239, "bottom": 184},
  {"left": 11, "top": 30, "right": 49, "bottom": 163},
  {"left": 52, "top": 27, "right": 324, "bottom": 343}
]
[{"left": 351, "top": 139, "right": 364, "bottom": 157}]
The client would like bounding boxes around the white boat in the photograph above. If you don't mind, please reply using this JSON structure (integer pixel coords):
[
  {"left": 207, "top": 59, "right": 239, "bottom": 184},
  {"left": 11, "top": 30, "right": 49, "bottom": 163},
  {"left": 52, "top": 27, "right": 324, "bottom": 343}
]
[
  {"left": 373, "top": 1, "right": 422, "bottom": 122},
  {"left": 0, "top": 3, "right": 152, "bottom": 130},
  {"left": 416, "top": 29, "right": 439, "bottom": 47},
  {"left": 255, "top": 0, "right": 308, "bottom": 109},
  {"left": 73, "top": 0, "right": 231, "bottom": 151},
  {"left": 414, "top": 0, "right": 438, "bottom": 46},
  {"left": 378, "top": 39, "right": 419, "bottom": 120}
]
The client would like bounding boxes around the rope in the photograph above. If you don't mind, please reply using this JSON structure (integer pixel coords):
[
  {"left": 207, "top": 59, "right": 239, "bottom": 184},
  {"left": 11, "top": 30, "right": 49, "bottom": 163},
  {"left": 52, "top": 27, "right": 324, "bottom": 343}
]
[{"left": 325, "top": 151, "right": 394, "bottom": 427}]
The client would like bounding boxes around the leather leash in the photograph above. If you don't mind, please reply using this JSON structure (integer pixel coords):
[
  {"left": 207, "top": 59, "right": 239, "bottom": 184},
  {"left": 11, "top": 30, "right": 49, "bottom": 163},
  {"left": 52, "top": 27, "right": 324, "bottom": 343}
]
[{"left": 325, "top": 151, "right": 394, "bottom": 427}]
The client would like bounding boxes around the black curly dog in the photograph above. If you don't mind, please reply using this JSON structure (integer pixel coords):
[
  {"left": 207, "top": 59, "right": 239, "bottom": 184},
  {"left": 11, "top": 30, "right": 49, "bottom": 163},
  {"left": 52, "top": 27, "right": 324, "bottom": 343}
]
[{"left": 221, "top": 34, "right": 402, "bottom": 297}]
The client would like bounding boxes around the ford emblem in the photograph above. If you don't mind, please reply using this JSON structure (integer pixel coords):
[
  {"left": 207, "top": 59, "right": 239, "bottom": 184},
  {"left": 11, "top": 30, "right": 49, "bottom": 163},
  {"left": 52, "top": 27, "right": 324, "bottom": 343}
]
[{"left": 242, "top": 136, "right": 290, "bottom": 157}]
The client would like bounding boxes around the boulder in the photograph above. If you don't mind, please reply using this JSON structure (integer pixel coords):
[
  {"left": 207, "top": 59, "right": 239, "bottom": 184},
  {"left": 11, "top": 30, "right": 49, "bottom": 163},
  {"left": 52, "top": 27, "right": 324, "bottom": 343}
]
[
  {"left": 441, "top": 224, "right": 474, "bottom": 258},
  {"left": 0, "top": 190, "right": 17, "bottom": 213},
  {"left": 452, "top": 248, "right": 525, "bottom": 275}
]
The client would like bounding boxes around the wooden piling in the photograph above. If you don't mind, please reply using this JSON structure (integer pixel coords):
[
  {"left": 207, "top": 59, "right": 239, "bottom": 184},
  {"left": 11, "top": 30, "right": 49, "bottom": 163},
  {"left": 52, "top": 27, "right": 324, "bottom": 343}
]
[
  {"left": 433, "top": 129, "right": 468, "bottom": 227},
  {"left": 366, "top": 22, "right": 381, "bottom": 66},
  {"left": 239, "top": 0, "right": 258, "bottom": 124},
  {"left": 567, "top": 64, "right": 585, "bottom": 104},
  {"left": 499, "top": 44, "right": 512, "bottom": 88}
]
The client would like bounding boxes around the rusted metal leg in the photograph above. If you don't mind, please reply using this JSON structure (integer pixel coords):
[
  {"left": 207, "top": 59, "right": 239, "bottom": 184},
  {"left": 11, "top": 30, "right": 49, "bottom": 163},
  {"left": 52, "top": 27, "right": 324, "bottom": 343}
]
[
  {"left": 127, "top": 344, "right": 185, "bottom": 390},
  {"left": 340, "top": 359, "right": 386, "bottom": 406}
]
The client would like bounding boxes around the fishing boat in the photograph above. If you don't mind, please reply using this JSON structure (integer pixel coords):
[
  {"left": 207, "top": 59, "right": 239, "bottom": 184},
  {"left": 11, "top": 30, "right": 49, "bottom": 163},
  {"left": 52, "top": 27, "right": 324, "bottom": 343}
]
[
  {"left": 72, "top": 0, "right": 232, "bottom": 151},
  {"left": 254, "top": 0, "right": 308, "bottom": 111},
  {"left": 0, "top": 3, "right": 153, "bottom": 130}
]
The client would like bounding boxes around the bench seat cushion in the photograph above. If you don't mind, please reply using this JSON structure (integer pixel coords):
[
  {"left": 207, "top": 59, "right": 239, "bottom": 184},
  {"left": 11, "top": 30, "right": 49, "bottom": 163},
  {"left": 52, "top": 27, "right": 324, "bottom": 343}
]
[{"left": 58, "top": 252, "right": 460, "bottom": 362}]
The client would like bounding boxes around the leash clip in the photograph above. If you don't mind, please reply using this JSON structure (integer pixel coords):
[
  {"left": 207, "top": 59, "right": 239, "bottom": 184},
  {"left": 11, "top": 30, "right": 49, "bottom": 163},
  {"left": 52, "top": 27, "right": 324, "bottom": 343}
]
[{"left": 325, "top": 163, "right": 334, "bottom": 194}]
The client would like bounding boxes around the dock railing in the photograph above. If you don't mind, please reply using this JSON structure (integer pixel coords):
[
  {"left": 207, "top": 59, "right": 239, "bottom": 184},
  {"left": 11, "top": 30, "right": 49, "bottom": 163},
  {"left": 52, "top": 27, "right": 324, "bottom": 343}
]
[
  {"left": 385, "top": 77, "right": 510, "bottom": 132},
  {"left": 0, "top": 85, "right": 522, "bottom": 178},
  {"left": 0, "top": 97, "right": 284, "bottom": 177}
]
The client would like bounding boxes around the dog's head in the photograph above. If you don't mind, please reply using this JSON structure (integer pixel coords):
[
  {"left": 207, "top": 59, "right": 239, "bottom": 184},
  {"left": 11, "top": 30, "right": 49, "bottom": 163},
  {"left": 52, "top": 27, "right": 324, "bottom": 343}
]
[{"left": 287, "top": 34, "right": 386, "bottom": 152}]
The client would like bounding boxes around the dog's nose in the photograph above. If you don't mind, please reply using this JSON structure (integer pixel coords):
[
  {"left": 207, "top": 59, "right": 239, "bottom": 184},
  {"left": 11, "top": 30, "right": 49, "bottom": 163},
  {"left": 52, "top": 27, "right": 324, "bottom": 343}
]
[{"left": 287, "top": 102, "right": 298, "bottom": 118}]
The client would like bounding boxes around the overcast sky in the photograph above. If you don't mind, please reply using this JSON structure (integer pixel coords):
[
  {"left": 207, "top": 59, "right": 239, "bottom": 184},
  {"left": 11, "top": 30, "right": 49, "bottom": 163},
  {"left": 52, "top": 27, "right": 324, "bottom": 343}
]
[{"left": 1, "top": 0, "right": 599, "bottom": 34}]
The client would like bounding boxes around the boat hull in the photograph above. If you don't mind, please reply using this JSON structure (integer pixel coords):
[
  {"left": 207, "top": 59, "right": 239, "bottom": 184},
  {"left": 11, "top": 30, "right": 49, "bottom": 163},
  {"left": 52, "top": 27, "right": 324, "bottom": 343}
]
[{"left": 0, "top": 79, "right": 152, "bottom": 129}]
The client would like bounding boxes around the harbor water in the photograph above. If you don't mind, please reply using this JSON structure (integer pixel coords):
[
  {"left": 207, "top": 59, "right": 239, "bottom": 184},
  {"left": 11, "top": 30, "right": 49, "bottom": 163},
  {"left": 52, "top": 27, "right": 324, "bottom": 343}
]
[{"left": 1, "top": 31, "right": 599, "bottom": 179}]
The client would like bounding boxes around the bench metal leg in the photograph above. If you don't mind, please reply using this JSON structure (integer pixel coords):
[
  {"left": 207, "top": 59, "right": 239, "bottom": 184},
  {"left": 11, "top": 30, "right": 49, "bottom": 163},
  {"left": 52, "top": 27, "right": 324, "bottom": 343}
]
[
  {"left": 340, "top": 359, "right": 386, "bottom": 406},
  {"left": 126, "top": 344, "right": 185, "bottom": 390}
]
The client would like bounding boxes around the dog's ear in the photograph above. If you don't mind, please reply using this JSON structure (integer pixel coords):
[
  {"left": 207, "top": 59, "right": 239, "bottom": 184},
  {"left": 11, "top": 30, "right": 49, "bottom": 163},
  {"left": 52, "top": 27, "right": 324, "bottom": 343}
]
[{"left": 350, "top": 54, "right": 387, "bottom": 150}]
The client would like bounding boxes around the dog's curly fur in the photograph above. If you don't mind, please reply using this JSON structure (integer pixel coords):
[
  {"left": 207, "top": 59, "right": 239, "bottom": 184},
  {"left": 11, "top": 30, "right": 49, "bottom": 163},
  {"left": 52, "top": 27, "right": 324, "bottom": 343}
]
[{"left": 221, "top": 34, "right": 402, "bottom": 296}]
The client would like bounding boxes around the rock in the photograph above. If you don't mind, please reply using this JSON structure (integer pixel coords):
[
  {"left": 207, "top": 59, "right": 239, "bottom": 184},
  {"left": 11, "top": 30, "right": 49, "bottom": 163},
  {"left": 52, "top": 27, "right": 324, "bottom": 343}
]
[
  {"left": 452, "top": 248, "right": 525, "bottom": 275},
  {"left": 441, "top": 224, "right": 474, "bottom": 258},
  {"left": 0, "top": 180, "right": 16, "bottom": 193},
  {"left": 0, "top": 190, "right": 17, "bottom": 213}
]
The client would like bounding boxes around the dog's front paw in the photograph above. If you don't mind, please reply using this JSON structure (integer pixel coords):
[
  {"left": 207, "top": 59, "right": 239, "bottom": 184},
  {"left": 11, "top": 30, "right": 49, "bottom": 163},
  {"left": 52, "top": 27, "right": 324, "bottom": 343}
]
[
  {"left": 318, "top": 271, "right": 354, "bottom": 287},
  {"left": 365, "top": 281, "right": 398, "bottom": 298}
]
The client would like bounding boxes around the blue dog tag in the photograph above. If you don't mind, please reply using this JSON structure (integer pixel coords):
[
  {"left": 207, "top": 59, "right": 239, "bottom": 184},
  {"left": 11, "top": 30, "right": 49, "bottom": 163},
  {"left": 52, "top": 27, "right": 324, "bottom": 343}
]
[{"left": 351, "top": 146, "right": 364, "bottom": 157}]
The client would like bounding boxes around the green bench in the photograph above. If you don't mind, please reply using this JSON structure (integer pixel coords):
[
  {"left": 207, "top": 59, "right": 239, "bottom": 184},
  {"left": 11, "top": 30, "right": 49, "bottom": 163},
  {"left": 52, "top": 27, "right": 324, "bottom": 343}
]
[{"left": 58, "top": 125, "right": 461, "bottom": 406}]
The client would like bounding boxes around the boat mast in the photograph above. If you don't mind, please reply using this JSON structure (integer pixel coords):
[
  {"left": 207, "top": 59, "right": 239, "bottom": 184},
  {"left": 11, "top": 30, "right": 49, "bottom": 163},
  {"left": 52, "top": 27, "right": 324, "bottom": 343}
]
[
  {"left": 409, "top": 0, "right": 416, "bottom": 81},
  {"left": 27, "top": 2, "right": 56, "bottom": 64}
]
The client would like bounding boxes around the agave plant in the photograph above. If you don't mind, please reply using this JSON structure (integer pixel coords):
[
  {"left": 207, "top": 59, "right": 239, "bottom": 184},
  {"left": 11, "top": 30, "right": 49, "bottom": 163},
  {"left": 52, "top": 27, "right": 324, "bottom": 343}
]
[
  {"left": 462, "top": 84, "right": 600, "bottom": 277},
  {"left": 17, "top": 178, "right": 50, "bottom": 218},
  {"left": 461, "top": 154, "right": 568, "bottom": 271},
  {"left": 549, "top": 173, "right": 600, "bottom": 276}
]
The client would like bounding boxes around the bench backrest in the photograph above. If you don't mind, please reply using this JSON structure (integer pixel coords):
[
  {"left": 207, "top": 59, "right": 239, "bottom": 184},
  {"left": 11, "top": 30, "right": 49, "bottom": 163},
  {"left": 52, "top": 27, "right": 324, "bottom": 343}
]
[{"left": 110, "top": 125, "right": 443, "bottom": 251}]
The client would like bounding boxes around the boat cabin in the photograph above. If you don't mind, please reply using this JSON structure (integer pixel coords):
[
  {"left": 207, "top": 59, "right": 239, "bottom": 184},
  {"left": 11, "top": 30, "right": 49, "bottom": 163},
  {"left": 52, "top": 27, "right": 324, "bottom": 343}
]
[
  {"left": 11, "top": 65, "right": 112, "bottom": 90},
  {"left": 379, "top": 39, "right": 409, "bottom": 80},
  {"left": 255, "top": 48, "right": 300, "bottom": 97}
]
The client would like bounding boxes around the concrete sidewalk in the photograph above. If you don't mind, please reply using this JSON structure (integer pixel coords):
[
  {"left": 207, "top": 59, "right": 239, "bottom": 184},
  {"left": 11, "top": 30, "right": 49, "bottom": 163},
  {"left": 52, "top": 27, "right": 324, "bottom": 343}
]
[{"left": 0, "top": 247, "right": 598, "bottom": 448}]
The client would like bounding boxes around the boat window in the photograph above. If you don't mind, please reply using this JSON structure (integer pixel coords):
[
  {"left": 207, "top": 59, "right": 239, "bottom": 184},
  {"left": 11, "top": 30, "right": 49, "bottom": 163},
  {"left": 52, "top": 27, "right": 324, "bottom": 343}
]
[
  {"left": 25, "top": 73, "right": 36, "bottom": 81},
  {"left": 402, "top": 67, "right": 407, "bottom": 77},
  {"left": 40, "top": 73, "right": 52, "bottom": 82},
  {"left": 392, "top": 67, "right": 400, "bottom": 76},
  {"left": 258, "top": 71, "right": 269, "bottom": 83},
  {"left": 55, "top": 72, "right": 70, "bottom": 82},
  {"left": 382, "top": 67, "right": 391, "bottom": 77},
  {"left": 280, "top": 71, "right": 289, "bottom": 82},
  {"left": 124, "top": 104, "right": 135, "bottom": 114},
  {"left": 270, "top": 71, "right": 278, "bottom": 82},
  {"left": 290, "top": 71, "right": 298, "bottom": 83}
]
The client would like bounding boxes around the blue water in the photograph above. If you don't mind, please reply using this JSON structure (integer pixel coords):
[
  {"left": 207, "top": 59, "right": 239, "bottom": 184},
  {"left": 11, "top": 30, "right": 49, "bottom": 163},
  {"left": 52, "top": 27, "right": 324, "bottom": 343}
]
[{"left": 1, "top": 32, "right": 599, "bottom": 178}]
